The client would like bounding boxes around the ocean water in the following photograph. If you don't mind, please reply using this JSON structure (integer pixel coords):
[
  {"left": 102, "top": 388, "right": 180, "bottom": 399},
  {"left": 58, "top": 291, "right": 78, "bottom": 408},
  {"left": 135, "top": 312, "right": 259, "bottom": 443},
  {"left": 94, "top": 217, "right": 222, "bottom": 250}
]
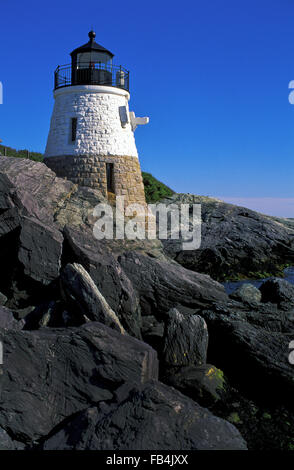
[{"left": 223, "top": 266, "right": 294, "bottom": 295}]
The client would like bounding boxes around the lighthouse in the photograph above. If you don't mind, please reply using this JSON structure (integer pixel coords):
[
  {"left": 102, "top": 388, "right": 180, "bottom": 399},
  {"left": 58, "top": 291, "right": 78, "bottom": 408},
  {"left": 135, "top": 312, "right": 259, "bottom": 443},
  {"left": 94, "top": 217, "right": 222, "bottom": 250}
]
[{"left": 44, "top": 31, "right": 148, "bottom": 205}]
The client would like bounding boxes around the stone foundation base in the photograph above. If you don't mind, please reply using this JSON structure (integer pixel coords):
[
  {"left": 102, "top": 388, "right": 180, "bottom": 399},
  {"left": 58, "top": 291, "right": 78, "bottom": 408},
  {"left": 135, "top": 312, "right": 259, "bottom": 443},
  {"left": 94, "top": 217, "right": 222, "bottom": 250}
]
[{"left": 44, "top": 154, "right": 146, "bottom": 205}]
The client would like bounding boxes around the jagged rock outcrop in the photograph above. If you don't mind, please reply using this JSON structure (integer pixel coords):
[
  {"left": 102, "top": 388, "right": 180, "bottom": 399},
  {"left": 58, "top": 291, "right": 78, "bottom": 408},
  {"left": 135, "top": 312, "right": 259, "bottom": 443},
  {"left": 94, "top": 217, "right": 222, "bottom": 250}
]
[
  {"left": 19, "top": 217, "right": 63, "bottom": 285},
  {"left": 0, "top": 322, "right": 158, "bottom": 443},
  {"left": 161, "top": 364, "right": 226, "bottom": 406},
  {"left": 1, "top": 157, "right": 293, "bottom": 450},
  {"left": 0, "top": 292, "right": 7, "bottom": 306},
  {"left": 0, "top": 157, "right": 106, "bottom": 310},
  {"left": 0, "top": 428, "right": 25, "bottom": 450},
  {"left": 199, "top": 305, "right": 294, "bottom": 402},
  {"left": 0, "top": 156, "right": 105, "bottom": 228},
  {"left": 260, "top": 278, "right": 294, "bottom": 309},
  {"left": 161, "top": 308, "right": 208, "bottom": 367},
  {"left": 60, "top": 263, "right": 125, "bottom": 333},
  {"left": 160, "top": 194, "right": 294, "bottom": 281},
  {"left": 118, "top": 251, "right": 228, "bottom": 318},
  {"left": 63, "top": 226, "right": 142, "bottom": 338},
  {"left": 0, "top": 306, "right": 24, "bottom": 330},
  {"left": 42, "top": 381, "right": 247, "bottom": 450}
]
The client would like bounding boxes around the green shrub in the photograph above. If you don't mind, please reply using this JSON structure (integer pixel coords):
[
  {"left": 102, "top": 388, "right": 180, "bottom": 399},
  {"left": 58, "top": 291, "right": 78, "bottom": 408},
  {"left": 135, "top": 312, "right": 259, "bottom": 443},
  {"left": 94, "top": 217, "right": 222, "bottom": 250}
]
[{"left": 142, "top": 171, "right": 175, "bottom": 203}]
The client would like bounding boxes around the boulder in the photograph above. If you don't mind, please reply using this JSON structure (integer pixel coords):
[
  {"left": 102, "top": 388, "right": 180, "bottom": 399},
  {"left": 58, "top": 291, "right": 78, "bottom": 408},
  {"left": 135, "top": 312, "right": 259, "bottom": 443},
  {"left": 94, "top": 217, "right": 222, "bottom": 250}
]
[
  {"left": 141, "top": 315, "right": 165, "bottom": 349},
  {"left": 0, "top": 306, "right": 24, "bottom": 330},
  {"left": 63, "top": 226, "right": 142, "bottom": 338},
  {"left": 162, "top": 308, "right": 208, "bottom": 366},
  {"left": 42, "top": 380, "right": 247, "bottom": 450},
  {"left": 161, "top": 364, "right": 226, "bottom": 406},
  {"left": 0, "top": 156, "right": 104, "bottom": 227},
  {"left": 60, "top": 263, "right": 125, "bottom": 334},
  {"left": 0, "top": 292, "right": 7, "bottom": 306},
  {"left": 0, "top": 322, "right": 158, "bottom": 443},
  {"left": 160, "top": 194, "right": 294, "bottom": 281},
  {"left": 18, "top": 216, "right": 63, "bottom": 285},
  {"left": 118, "top": 251, "right": 228, "bottom": 318},
  {"left": 0, "top": 224, "right": 21, "bottom": 302},
  {"left": 0, "top": 427, "right": 25, "bottom": 450},
  {"left": 259, "top": 278, "right": 294, "bottom": 309},
  {"left": 0, "top": 157, "right": 72, "bottom": 222},
  {"left": 230, "top": 283, "right": 262, "bottom": 304},
  {"left": 0, "top": 207, "right": 20, "bottom": 237},
  {"left": 0, "top": 158, "right": 108, "bottom": 310},
  {"left": 200, "top": 308, "right": 294, "bottom": 402}
]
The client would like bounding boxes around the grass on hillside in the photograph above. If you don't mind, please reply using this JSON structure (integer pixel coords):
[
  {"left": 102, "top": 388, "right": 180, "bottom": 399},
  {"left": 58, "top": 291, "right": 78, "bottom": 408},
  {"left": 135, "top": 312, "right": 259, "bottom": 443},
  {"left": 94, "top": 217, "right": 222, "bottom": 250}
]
[
  {"left": 0, "top": 145, "right": 43, "bottom": 162},
  {"left": 142, "top": 172, "right": 175, "bottom": 203}
]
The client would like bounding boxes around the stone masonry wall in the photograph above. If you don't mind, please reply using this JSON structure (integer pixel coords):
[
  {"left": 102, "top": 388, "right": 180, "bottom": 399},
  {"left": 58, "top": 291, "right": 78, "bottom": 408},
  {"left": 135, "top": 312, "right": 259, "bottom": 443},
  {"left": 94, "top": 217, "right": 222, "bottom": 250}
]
[{"left": 44, "top": 154, "right": 146, "bottom": 205}]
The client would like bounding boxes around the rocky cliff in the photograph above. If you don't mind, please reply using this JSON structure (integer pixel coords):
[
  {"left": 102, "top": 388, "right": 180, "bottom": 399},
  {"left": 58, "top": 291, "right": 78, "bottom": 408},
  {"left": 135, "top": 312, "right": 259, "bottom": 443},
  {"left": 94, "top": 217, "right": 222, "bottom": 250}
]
[
  {"left": 160, "top": 193, "right": 294, "bottom": 281},
  {"left": 0, "top": 157, "right": 293, "bottom": 450}
]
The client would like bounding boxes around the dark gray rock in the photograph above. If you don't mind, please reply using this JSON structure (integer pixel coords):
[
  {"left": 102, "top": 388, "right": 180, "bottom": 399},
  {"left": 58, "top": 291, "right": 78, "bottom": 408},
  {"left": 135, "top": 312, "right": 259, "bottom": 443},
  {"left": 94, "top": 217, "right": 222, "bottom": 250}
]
[
  {"left": 141, "top": 316, "right": 165, "bottom": 339},
  {"left": 244, "top": 311, "right": 285, "bottom": 332},
  {"left": 63, "top": 226, "right": 142, "bottom": 338},
  {"left": 60, "top": 263, "right": 125, "bottom": 334},
  {"left": 260, "top": 278, "right": 294, "bottom": 309},
  {"left": 0, "top": 207, "right": 20, "bottom": 237},
  {"left": 22, "top": 301, "right": 73, "bottom": 330},
  {"left": 18, "top": 216, "right": 63, "bottom": 285},
  {"left": 230, "top": 283, "right": 262, "bottom": 304},
  {"left": 0, "top": 322, "right": 158, "bottom": 442},
  {"left": 0, "top": 427, "right": 25, "bottom": 450},
  {"left": 42, "top": 380, "right": 247, "bottom": 450},
  {"left": 118, "top": 251, "right": 228, "bottom": 319},
  {"left": 0, "top": 158, "right": 108, "bottom": 310},
  {"left": 200, "top": 308, "right": 294, "bottom": 402},
  {"left": 12, "top": 305, "right": 36, "bottom": 321},
  {"left": 160, "top": 194, "right": 294, "bottom": 281},
  {"left": 0, "top": 292, "right": 7, "bottom": 306},
  {"left": 0, "top": 306, "right": 24, "bottom": 330},
  {"left": 141, "top": 316, "right": 165, "bottom": 352},
  {"left": 161, "top": 364, "right": 227, "bottom": 406},
  {"left": 0, "top": 224, "right": 21, "bottom": 304},
  {"left": 162, "top": 308, "right": 208, "bottom": 367},
  {"left": 0, "top": 156, "right": 104, "bottom": 227}
]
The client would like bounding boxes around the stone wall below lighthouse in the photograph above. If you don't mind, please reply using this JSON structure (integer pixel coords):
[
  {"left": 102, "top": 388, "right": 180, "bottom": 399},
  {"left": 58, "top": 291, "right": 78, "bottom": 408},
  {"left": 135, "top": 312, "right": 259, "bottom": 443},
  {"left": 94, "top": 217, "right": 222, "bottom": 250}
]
[
  {"left": 45, "top": 154, "right": 146, "bottom": 205},
  {"left": 44, "top": 85, "right": 146, "bottom": 205}
]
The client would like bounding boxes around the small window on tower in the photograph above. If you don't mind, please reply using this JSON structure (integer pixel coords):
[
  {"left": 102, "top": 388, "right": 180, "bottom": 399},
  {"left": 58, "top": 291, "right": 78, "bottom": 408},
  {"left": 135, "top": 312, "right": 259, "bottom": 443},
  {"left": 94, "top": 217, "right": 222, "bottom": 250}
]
[{"left": 71, "top": 118, "right": 77, "bottom": 142}]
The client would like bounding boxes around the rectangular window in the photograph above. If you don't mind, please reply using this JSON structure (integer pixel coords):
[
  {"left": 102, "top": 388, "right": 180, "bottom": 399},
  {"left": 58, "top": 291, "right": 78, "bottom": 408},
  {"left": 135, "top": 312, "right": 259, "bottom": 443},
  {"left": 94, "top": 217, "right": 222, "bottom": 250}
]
[
  {"left": 71, "top": 118, "right": 77, "bottom": 142},
  {"left": 106, "top": 163, "right": 115, "bottom": 193}
]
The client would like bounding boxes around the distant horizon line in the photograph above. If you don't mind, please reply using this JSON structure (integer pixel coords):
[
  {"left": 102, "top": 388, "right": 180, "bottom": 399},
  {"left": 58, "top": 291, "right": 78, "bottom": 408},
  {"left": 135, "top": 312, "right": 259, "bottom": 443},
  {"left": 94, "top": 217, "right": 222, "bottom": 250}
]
[{"left": 215, "top": 196, "right": 294, "bottom": 219}]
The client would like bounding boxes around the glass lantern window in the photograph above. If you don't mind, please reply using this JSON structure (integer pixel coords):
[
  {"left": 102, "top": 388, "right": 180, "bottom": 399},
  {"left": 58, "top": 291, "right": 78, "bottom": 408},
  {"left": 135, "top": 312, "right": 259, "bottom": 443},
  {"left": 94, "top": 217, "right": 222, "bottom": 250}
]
[{"left": 77, "top": 52, "right": 112, "bottom": 68}]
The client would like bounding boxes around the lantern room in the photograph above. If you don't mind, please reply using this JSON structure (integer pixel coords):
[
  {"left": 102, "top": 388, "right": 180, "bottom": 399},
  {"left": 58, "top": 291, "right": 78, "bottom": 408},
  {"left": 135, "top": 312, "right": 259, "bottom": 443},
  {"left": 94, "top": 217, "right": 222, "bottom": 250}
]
[{"left": 54, "top": 31, "right": 129, "bottom": 91}]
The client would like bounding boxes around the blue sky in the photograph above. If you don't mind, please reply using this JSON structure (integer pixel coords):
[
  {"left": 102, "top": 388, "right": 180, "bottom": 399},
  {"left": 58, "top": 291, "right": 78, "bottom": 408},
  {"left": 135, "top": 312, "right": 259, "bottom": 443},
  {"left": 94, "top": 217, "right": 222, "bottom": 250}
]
[{"left": 0, "top": 0, "right": 294, "bottom": 216}]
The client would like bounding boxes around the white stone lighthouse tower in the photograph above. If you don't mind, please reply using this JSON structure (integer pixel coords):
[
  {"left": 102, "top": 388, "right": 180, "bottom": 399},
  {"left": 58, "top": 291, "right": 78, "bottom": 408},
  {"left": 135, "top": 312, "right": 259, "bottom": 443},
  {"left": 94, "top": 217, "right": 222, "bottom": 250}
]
[{"left": 44, "top": 31, "right": 148, "bottom": 205}]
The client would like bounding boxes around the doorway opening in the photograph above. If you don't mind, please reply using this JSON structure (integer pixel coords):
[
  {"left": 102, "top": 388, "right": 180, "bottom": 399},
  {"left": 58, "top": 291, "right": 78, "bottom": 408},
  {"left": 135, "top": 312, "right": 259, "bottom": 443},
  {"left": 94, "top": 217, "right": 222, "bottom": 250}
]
[{"left": 106, "top": 163, "right": 115, "bottom": 194}]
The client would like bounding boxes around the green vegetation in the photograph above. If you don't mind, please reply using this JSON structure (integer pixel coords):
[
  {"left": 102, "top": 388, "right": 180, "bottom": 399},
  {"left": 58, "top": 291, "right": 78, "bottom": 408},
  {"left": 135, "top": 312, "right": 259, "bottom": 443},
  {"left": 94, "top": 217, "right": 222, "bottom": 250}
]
[
  {"left": 142, "top": 171, "right": 175, "bottom": 203},
  {"left": 228, "top": 412, "right": 242, "bottom": 424},
  {"left": 0, "top": 144, "right": 43, "bottom": 162},
  {"left": 221, "top": 263, "right": 291, "bottom": 282}
]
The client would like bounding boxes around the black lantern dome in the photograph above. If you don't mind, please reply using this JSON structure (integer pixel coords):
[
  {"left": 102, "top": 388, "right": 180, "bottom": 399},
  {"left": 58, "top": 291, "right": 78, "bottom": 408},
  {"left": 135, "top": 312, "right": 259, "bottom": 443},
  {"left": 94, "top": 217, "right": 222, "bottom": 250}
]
[
  {"left": 54, "top": 31, "right": 129, "bottom": 91},
  {"left": 70, "top": 30, "right": 114, "bottom": 68}
]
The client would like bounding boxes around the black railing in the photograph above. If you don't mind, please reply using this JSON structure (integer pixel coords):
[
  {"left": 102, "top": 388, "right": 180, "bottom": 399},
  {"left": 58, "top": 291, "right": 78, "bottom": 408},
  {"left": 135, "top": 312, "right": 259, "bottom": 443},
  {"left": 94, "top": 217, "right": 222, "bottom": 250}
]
[{"left": 54, "top": 63, "right": 129, "bottom": 91}]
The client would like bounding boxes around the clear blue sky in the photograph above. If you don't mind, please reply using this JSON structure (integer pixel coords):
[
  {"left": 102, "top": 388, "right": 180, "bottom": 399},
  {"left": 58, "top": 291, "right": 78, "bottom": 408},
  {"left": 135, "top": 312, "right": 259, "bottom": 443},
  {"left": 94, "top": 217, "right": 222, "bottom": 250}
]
[{"left": 0, "top": 0, "right": 294, "bottom": 216}]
